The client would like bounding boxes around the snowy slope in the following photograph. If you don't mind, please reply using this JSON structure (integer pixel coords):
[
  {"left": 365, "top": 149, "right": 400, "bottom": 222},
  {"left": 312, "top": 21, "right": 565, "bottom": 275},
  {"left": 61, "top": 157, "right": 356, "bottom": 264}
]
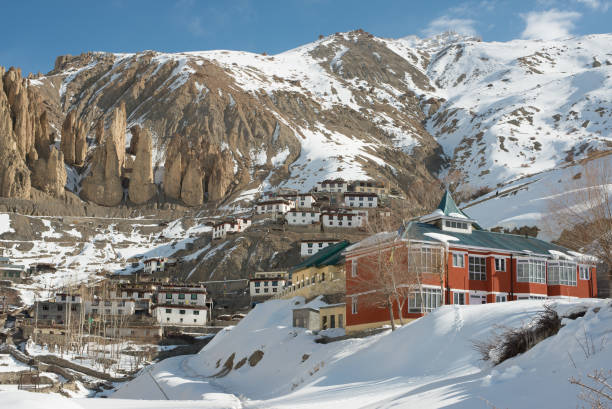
[{"left": 99, "top": 297, "right": 612, "bottom": 408}]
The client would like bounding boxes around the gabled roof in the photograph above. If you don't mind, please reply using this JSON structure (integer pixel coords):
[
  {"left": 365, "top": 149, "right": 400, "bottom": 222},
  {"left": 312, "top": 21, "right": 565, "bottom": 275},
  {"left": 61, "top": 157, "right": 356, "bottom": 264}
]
[
  {"left": 290, "top": 240, "right": 351, "bottom": 273},
  {"left": 401, "top": 221, "right": 575, "bottom": 258},
  {"left": 437, "top": 190, "right": 470, "bottom": 219}
]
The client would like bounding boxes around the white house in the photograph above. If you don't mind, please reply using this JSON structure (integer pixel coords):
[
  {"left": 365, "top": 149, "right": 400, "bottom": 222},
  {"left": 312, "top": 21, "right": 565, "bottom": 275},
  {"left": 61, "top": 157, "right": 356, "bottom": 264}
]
[
  {"left": 157, "top": 285, "right": 208, "bottom": 306},
  {"left": 321, "top": 209, "right": 367, "bottom": 228},
  {"left": 300, "top": 239, "right": 341, "bottom": 257},
  {"left": 54, "top": 293, "right": 83, "bottom": 304},
  {"left": 343, "top": 192, "right": 378, "bottom": 208},
  {"left": 255, "top": 199, "right": 295, "bottom": 215},
  {"left": 143, "top": 257, "right": 167, "bottom": 274},
  {"left": 286, "top": 209, "right": 321, "bottom": 225},
  {"left": 212, "top": 217, "right": 252, "bottom": 239},
  {"left": 315, "top": 179, "right": 349, "bottom": 193},
  {"left": 153, "top": 305, "right": 208, "bottom": 326},
  {"left": 84, "top": 299, "right": 136, "bottom": 316},
  {"left": 294, "top": 194, "right": 317, "bottom": 208},
  {"left": 249, "top": 271, "right": 288, "bottom": 297}
]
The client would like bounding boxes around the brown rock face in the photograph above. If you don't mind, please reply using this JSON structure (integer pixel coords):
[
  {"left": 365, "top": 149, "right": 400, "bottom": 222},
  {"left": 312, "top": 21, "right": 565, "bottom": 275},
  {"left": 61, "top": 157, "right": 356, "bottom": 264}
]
[
  {"left": 180, "top": 158, "right": 204, "bottom": 206},
  {"left": 80, "top": 104, "right": 125, "bottom": 206},
  {"left": 128, "top": 126, "right": 156, "bottom": 204},
  {"left": 205, "top": 149, "right": 235, "bottom": 201},
  {"left": 61, "top": 110, "right": 88, "bottom": 166},
  {"left": 0, "top": 66, "right": 65, "bottom": 199}
]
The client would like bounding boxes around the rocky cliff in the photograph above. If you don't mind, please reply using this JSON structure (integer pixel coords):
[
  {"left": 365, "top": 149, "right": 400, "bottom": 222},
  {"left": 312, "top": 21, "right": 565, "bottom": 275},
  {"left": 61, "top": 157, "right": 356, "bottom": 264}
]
[{"left": 0, "top": 66, "right": 66, "bottom": 199}]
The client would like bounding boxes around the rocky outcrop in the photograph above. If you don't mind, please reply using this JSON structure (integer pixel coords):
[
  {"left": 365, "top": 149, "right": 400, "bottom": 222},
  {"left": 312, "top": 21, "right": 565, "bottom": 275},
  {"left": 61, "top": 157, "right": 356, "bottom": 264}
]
[
  {"left": 0, "top": 66, "right": 65, "bottom": 199},
  {"left": 61, "top": 109, "right": 88, "bottom": 166},
  {"left": 128, "top": 126, "right": 156, "bottom": 204},
  {"left": 205, "top": 149, "right": 235, "bottom": 201},
  {"left": 180, "top": 158, "right": 203, "bottom": 206},
  {"left": 80, "top": 104, "right": 125, "bottom": 206}
]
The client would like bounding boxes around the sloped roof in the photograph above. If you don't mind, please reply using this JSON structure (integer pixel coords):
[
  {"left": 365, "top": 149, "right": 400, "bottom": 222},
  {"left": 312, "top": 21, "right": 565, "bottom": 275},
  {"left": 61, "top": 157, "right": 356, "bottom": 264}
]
[
  {"left": 438, "top": 190, "right": 472, "bottom": 219},
  {"left": 290, "top": 240, "right": 351, "bottom": 273},
  {"left": 401, "top": 221, "right": 573, "bottom": 257}
]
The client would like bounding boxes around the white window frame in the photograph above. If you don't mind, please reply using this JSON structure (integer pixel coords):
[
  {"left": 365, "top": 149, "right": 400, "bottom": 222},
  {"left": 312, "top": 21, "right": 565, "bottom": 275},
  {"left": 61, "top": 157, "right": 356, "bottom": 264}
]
[
  {"left": 516, "top": 258, "right": 546, "bottom": 284},
  {"left": 351, "top": 260, "right": 358, "bottom": 277},
  {"left": 452, "top": 253, "right": 465, "bottom": 268},
  {"left": 495, "top": 294, "right": 507, "bottom": 302},
  {"left": 579, "top": 265, "right": 590, "bottom": 280},
  {"left": 351, "top": 297, "right": 358, "bottom": 314},
  {"left": 494, "top": 258, "right": 506, "bottom": 272},
  {"left": 548, "top": 260, "right": 577, "bottom": 286},
  {"left": 453, "top": 292, "right": 466, "bottom": 305},
  {"left": 409, "top": 287, "right": 442, "bottom": 313},
  {"left": 468, "top": 256, "right": 487, "bottom": 280}
]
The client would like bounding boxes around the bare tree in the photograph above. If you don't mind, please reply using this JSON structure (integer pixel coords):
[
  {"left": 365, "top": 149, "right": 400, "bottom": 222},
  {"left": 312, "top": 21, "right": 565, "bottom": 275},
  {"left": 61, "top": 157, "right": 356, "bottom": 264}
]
[
  {"left": 545, "top": 158, "right": 612, "bottom": 285},
  {"left": 570, "top": 369, "right": 612, "bottom": 408}
]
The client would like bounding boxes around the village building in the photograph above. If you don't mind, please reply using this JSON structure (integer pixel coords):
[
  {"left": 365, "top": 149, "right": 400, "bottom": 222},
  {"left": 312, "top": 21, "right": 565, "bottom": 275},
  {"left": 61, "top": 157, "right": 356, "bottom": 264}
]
[
  {"left": 34, "top": 295, "right": 83, "bottom": 325},
  {"left": 300, "top": 239, "right": 341, "bottom": 257},
  {"left": 321, "top": 209, "right": 367, "bottom": 229},
  {"left": 255, "top": 199, "right": 295, "bottom": 215},
  {"left": 154, "top": 284, "right": 211, "bottom": 326},
  {"left": 344, "top": 191, "right": 599, "bottom": 334},
  {"left": 279, "top": 241, "right": 350, "bottom": 299},
  {"left": 320, "top": 303, "right": 346, "bottom": 330},
  {"left": 0, "top": 257, "right": 27, "bottom": 283},
  {"left": 292, "top": 307, "right": 321, "bottom": 330},
  {"left": 27, "top": 263, "right": 57, "bottom": 275},
  {"left": 286, "top": 209, "right": 321, "bottom": 226},
  {"left": 343, "top": 192, "right": 379, "bottom": 208},
  {"left": 212, "top": 217, "right": 252, "bottom": 240},
  {"left": 315, "top": 178, "right": 349, "bottom": 193},
  {"left": 84, "top": 298, "right": 136, "bottom": 316},
  {"left": 143, "top": 257, "right": 168, "bottom": 274},
  {"left": 293, "top": 193, "right": 317, "bottom": 208},
  {"left": 249, "top": 271, "right": 288, "bottom": 297},
  {"left": 350, "top": 180, "right": 389, "bottom": 196},
  {"left": 109, "top": 284, "right": 156, "bottom": 314}
]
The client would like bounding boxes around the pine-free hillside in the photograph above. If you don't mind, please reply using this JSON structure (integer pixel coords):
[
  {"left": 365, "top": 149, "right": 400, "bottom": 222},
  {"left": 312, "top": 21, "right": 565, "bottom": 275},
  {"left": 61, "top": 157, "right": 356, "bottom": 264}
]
[{"left": 0, "top": 30, "right": 609, "bottom": 213}]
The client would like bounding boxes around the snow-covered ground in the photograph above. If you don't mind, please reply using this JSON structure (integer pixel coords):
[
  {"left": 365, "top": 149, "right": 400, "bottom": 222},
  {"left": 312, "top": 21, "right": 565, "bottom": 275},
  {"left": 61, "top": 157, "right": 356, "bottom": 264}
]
[{"left": 5, "top": 297, "right": 606, "bottom": 408}]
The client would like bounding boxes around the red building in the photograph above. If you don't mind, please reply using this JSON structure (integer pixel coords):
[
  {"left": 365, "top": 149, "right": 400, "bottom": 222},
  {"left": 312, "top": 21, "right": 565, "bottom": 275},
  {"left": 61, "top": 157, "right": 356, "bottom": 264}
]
[{"left": 345, "top": 191, "right": 598, "bottom": 333}]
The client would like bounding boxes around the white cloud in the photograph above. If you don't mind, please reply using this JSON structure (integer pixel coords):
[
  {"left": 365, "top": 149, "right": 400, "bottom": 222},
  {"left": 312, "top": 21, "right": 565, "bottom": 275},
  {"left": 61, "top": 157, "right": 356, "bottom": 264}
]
[
  {"left": 423, "top": 16, "right": 478, "bottom": 37},
  {"left": 520, "top": 9, "right": 581, "bottom": 40},
  {"left": 576, "top": 0, "right": 611, "bottom": 11}
]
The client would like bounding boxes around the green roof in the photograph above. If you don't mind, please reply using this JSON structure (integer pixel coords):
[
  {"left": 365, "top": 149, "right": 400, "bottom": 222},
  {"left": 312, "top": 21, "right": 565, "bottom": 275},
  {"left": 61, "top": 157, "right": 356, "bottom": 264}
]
[
  {"left": 290, "top": 240, "right": 351, "bottom": 275},
  {"left": 434, "top": 190, "right": 482, "bottom": 230},
  {"left": 401, "top": 221, "right": 572, "bottom": 257}
]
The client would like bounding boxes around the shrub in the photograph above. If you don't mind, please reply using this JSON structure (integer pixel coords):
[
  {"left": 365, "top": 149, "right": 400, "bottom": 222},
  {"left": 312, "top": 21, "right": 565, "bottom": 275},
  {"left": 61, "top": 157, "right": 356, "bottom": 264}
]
[{"left": 474, "top": 305, "right": 561, "bottom": 365}]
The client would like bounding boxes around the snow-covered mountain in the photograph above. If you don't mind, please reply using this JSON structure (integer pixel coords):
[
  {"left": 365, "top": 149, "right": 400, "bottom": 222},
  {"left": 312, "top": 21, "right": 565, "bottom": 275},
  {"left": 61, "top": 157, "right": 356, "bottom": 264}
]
[{"left": 29, "top": 30, "right": 612, "bottom": 207}]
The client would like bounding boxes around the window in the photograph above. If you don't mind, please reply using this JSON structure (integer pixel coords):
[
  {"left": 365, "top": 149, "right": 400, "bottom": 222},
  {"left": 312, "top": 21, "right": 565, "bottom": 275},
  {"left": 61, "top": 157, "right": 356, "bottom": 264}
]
[
  {"left": 330, "top": 315, "right": 336, "bottom": 328},
  {"left": 166, "top": 293, "right": 172, "bottom": 299},
  {"left": 453, "top": 292, "right": 466, "bottom": 305},
  {"left": 264, "top": 281, "right": 269, "bottom": 286},
  {"left": 548, "top": 261, "right": 577, "bottom": 286},
  {"left": 409, "top": 288, "right": 442, "bottom": 313},
  {"left": 191, "top": 293, "right": 198, "bottom": 300},
  {"left": 351, "top": 260, "right": 358, "bottom": 277},
  {"left": 255, "top": 289, "right": 260, "bottom": 293},
  {"left": 496, "top": 295, "right": 507, "bottom": 302},
  {"left": 417, "top": 247, "right": 436, "bottom": 272},
  {"left": 178, "top": 293, "right": 185, "bottom": 299},
  {"left": 167, "top": 317, "right": 170, "bottom": 322},
  {"left": 495, "top": 258, "right": 506, "bottom": 272},
  {"left": 166, "top": 309, "right": 171, "bottom": 313},
  {"left": 57, "top": 305, "right": 63, "bottom": 311},
  {"left": 339, "top": 314, "right": 343, "bottom": 328},
  {"left": 579, "top": 265, "right": 590, "bottom": 280},
  {"left": 42, "top": 305, "right": 49, "bottom": 311},
  {"left": 179, "top": 310, "right": 186, "bottom": 315},
  {"left": 351, "top": 297, "right": 358, "bottom": 314},
  {"left": 469, "top": 256, "right": 486, "bottom": 280},
  {"left": 264, "top": 288, "right": 269, "bottom": 293},
  {"left": 193, "top": 310, "right": 199, "bottom": 315},
  {"left": 273, "top": 288, "right": 277, "bottom": 292},
  {"left": 118, "top": 309, "right": 123, "bottom": 315},
  {"left": 71, "top": 305, "right": 77, "bottom": 311},
  {"left": 322, "top": 316, "right": 328, "bottom": 330},
  {"left": 255, "top": 281, "right": 260, "bottom": 287},
  {"left": 452, "top": 253, "right": 465, "bottom": 268},
  {"left": 91, "top": 309, "right": 97, "bottom": 315},
  {"left": 517, "top": 259, "right": 546, "bottom": 283}
]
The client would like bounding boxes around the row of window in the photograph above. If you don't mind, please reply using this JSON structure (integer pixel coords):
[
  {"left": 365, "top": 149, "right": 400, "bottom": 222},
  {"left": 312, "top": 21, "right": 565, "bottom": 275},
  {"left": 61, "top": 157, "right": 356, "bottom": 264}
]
[
  {"left": 164, "top": 293, "right": 200, "bottom": 300},
  {"left": 253, "top": 281, "right": 280, "bottom": 287},
  {"left": 347, "top": 202, "right": 375, "bottom": 207},
  {"left": 254, "top": 288, "right": 278, "bottom": 293},
  {"left": 164, "top": 309, "right": 200, "bottom": 315},
  {"left": 445, "top": 220, "right": 469, "bottom": 230}
]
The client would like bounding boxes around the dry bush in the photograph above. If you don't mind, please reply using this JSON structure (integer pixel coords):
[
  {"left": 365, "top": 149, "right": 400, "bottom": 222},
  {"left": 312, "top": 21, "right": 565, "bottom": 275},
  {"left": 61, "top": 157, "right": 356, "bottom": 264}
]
[
  {"left": 473, "top": 305, "right": 561, "bottom": 365},
  {"left": 570, "top": 369, "right": 612, "bottom": 409}
]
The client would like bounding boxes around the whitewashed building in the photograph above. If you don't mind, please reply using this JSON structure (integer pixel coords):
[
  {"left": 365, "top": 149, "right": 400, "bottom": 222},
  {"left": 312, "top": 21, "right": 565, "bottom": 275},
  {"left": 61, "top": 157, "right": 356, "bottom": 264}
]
[
  {"left": 344, "top": 192, "right": 378, "bottom": 208},
  {"left": 321, "top": 210, "right": 367, "bottom": 228},
  {"left": 255, "top": 199, "right": 295, "bottom": 215},
  {"left": 300, "top": 239, "right": 341, "bottom": 257},
  {"left": 294, "top": 194, "right": 317, "bottom": 208},
  {"left": 212, "top": 217, "right": 252, "bottom": 239},
  {"left": 143, "top": 257, "right": 167, "bottom": 274},
  {"left": 153, "top": 305, "right": 208, "bottom": 326},
  {"left": 286, "top": 209, "right": 321, "bottom": 225},
  {"left": 315, "top": 179, "right": 349, "bottom": 193},
  {"left": 84, "top": 299, "right": 136, "bottom": 316},
  {"left": 249, "top": 271, "right": 288, "bottom": 297},
  {"left": 156, "top": 285, "right": 208, "bottom": 306}
]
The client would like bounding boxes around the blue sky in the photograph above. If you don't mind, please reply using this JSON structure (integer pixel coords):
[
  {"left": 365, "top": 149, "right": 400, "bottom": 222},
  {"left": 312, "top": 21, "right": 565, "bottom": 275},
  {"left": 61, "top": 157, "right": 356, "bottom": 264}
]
[{"left": 1, "top": 0, "right": 610, "bottom": 75}]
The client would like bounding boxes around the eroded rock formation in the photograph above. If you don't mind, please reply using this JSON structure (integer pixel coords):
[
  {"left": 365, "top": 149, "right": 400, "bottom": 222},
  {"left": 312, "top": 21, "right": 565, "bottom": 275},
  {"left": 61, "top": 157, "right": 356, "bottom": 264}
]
[
  {"left": 80, "top": 104, "right": 125, "bottom": 206},
  {"left": 180, "top": 158, "right": 204, "bottom": 206},
  {"left": 128, "top": 126, "right": 156, "bottom": 204},
  {"left": 0, "top": 66, "right": 66, "bottom": 199}
]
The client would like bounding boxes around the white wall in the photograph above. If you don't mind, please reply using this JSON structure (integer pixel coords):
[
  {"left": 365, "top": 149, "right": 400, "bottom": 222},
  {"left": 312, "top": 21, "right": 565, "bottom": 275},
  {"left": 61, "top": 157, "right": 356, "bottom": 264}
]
[
  {"left": 155, "top": 307, "right": 207, "bottom": 326},
  {"left": 250, "top": 279, "right": 286, "bottom": 296}
]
